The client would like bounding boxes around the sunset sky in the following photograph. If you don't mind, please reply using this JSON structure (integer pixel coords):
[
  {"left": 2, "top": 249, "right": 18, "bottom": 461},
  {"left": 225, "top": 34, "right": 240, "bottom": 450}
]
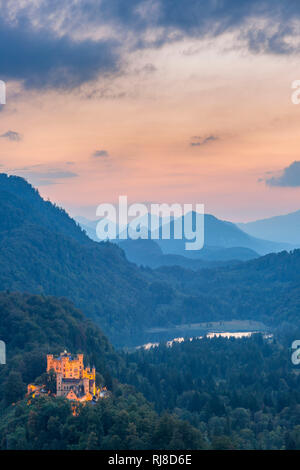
[{"left": 1, "top": 0, "right": 300, "bottom": 222}]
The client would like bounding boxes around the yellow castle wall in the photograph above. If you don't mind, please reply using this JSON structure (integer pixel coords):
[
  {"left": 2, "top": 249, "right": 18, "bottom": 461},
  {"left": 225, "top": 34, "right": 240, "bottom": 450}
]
[{"left": 47, "top": 353, "right": 84, "bottom": 379}]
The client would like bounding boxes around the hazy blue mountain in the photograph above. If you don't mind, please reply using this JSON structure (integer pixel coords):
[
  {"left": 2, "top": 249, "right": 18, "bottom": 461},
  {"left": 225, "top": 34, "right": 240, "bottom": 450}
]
[
  {"left": 238, "top": 210, "right": 300, "bottom": 245},
  {"left": 156, "top": 213, "right": 291, "bottom": 257},
  {"left": 0, "top": 173, "right": 299, "bottom": 347},
  {"left": 0, "top": 174, "right": 159, "bottom": 346},
  {"left": 76, "top": 212, "right": 288, "bottom": 260},
  {"left": 118, "top": 238, "right": 258, "bottom": 269}
]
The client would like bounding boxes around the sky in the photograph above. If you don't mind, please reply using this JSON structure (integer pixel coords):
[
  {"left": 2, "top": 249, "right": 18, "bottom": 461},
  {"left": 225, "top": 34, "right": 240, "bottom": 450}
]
[{"left": 0, "top": 0, "right": 300, "bottom": 222}]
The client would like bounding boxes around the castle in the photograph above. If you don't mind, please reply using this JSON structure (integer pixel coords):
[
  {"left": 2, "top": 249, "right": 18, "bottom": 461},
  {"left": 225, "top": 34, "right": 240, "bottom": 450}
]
[{"left": 27, "top": 351, "right": 109, "bottom": 402}]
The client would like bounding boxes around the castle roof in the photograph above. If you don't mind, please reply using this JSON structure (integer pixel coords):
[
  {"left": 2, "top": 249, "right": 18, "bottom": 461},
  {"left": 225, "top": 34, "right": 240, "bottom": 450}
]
[{"left": 57, "top": 351, "right": 74, "bottom": 360}]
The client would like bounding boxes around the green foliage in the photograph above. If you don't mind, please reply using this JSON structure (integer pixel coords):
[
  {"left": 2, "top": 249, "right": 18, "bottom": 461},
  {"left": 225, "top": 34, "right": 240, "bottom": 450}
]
[
  {"left": 152, "top": 248, "right": 300, "bottom": 327},
  {"left": 1, "top": 174, "right": 299, "bottom": 346},
  {"left": 0, "top": 174, "right": 300, "bottom": 450},
  {"left": 0, "top": 385, "right": 205, "bottom": 450},
  {"left": 0, "top": 174, "right": 178, "bottom": 346},
  {"left": 4, "top": 371, "right": 25, "bottom": 405},
  {"left": 0, "top": 292, "right": 121, "bottom": 408},
  {"left": 0, "top": 291, "right": 205, "bottom": 450},
  {"left": 119, "top": 334, "right": 300, "bottom": 449}
]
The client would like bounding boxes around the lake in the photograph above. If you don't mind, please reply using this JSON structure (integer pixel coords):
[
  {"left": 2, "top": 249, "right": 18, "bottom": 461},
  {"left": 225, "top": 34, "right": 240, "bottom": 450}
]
[{"left": 137, "top": 330, "right": 273, "bottom": 350}]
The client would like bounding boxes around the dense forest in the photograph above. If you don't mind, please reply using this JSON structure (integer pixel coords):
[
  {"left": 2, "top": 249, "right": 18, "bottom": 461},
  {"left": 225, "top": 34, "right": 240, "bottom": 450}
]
[
  {"left": 0, "top": 292, "right": 120, "bottom": 408},
  {"left": 0, "top": 388, "right": 205, "bottom": 450},
  {"left": 151, "top": 249, "right": 300, "bottom": 327},
  {"left": 0, "top": 174, "right": 299, "bottom": 450},
  {"left": 119, "top": 334, "right": 300, "bottom": 449},
  {"left": 1, "top": 292, "right": 300, "bottom": 449},
  {"left": 0, "top": 174, "right": 299, "bottom": 347},
  {"left": 0, "top": 292, "right": 206, "bottom": 450}
]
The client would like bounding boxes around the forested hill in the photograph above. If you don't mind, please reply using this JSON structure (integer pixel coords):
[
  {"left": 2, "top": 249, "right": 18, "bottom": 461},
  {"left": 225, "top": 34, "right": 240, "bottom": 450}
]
[
  {"left": 0, "top": 174, "right": 166, "bottom": 346},
  {"left": 0, "top": 292, "right": 205, "bottom": 450},
  {"left": 1, "top": 291, "right": 300, "bottom": 449},
  {"left": 119, "top": 334, "right": 300, "bottom": 450},
  {"left": 154, "top": 249, "right": 300, "bottom": 327},
  {"left": 0, "top": 174, "right": 299, "bottom": 346},
  {"left": 0, "top": 291, "right": 120, "bottom": 407},
  {"left": 0, "top": 174, "right": 88, "bottom": 244}
]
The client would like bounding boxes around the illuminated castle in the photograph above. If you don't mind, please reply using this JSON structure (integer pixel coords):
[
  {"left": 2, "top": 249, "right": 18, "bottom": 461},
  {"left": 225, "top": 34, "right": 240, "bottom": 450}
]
[
  {"left": 47, "top": 351, "right": 98, "bottom": 401},
  {"left": 28, "top": 351, "right": 109, "bottom": 402}
]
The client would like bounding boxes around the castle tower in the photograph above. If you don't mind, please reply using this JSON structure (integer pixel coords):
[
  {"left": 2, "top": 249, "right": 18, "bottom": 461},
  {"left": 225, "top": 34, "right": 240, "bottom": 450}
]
[
  {"left": 77, "top": 354, "right": 84, "bottom": 368},
  {"left": 47, "top": 354, "right": 54, "bottom": 372},
  {"left": 56, "top": 373, "right": 63, "bottom": 397}
]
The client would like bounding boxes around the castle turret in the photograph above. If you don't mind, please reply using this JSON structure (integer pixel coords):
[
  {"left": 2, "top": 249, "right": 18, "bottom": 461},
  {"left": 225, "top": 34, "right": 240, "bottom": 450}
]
[
  {"left": 47, "top": 354, "right": 54, "bottom": 372},
  {"left": 56, "top": 373, "right": 63, "bottom": 397}
]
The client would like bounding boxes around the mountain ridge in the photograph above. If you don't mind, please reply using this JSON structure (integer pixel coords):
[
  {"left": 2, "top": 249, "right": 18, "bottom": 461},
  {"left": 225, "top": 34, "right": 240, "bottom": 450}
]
[
  {"left": 0, "top": 173, "right": 299, "bottom": 347},
  {"left": 238, "top": 209, "right": 300, "bottom": 245}
]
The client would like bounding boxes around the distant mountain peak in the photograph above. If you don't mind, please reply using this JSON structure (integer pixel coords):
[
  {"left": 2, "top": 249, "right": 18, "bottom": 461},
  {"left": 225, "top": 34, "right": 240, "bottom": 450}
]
[{"left": 238, "top": 209, "right": 300, "bottom": 245}]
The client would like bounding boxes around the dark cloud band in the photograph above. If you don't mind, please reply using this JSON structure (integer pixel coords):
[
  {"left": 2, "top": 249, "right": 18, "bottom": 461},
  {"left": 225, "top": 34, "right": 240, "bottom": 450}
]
[
  {"left": 0, "top": 18, "right": 119, "bottom": 89},
  {"left": 1, "top": 1, "right": 300, "bottom": 90}
]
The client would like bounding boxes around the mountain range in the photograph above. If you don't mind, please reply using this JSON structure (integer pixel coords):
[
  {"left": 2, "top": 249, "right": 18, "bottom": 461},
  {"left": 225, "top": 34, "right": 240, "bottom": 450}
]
[
  {"left": 238, "top": 210, "right": 300, "bottom": 245},
  {"left": 75, "top": 211, "right": 294, "bottom": 269},
  {"left": 117, "top": 238, "right": 259, "bottom": 269},
  {"left": 0, "top": 173, "right": 299, "bottom": 347}
]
